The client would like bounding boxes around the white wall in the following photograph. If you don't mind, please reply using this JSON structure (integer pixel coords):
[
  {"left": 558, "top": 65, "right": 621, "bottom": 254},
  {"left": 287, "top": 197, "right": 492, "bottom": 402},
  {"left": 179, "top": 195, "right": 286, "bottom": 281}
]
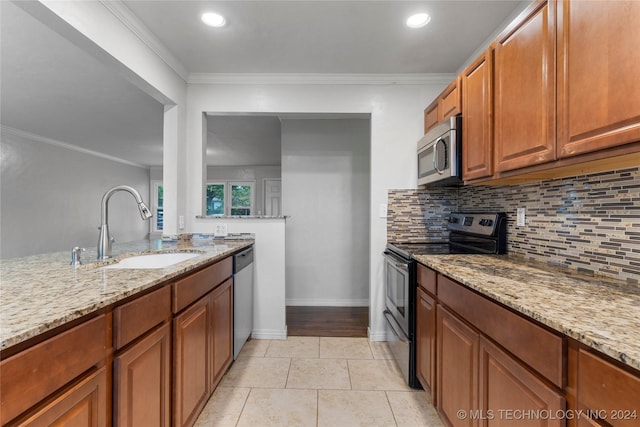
[
  {"left": 1, "top": 129, "right": 150, "bottom": 259},
  {"left": 192, "top": 218, "right": 287, "bottom": 339},
  {"left": 281, "top": 118, "right": 370, "bottom": 306},
  {"left": 207, "top": 165, "right": 281, "bottom": 215},
  {"left": 185, "top": 81, "right": 449, "bottom": 340}
]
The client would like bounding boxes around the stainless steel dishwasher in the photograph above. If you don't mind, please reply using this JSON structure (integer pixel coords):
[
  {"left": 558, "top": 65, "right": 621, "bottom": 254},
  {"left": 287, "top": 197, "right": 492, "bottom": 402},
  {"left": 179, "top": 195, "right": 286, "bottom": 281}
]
[{"left": 233, "top": 246, "right": 254, "bottom": 359}]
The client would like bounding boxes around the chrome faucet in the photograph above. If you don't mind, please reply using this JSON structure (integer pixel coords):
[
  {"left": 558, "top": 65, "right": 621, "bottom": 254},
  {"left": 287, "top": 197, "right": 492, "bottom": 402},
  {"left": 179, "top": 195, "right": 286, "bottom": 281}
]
[{"left": 97, "top": 185, "right": 153, "bottom": 259}]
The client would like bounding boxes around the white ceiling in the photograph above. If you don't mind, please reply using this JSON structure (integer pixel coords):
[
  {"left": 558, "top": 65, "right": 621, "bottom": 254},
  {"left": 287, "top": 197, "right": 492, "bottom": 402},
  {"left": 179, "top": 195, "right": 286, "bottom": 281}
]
[{"left": 1, "top": 1, "right": 524, "bottom": 168}]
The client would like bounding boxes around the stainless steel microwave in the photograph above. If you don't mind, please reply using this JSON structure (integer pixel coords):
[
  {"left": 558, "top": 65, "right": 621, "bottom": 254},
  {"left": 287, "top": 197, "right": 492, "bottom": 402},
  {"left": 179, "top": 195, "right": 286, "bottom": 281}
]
[{"left": 417, "top": 115, "right": 462, "bottom": 186}]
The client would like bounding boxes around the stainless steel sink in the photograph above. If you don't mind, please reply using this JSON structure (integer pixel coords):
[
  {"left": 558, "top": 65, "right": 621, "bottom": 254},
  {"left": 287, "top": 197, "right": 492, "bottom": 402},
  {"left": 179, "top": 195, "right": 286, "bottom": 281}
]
[{"left": 102, "top": 252, "right": 201, "bottom": 269}]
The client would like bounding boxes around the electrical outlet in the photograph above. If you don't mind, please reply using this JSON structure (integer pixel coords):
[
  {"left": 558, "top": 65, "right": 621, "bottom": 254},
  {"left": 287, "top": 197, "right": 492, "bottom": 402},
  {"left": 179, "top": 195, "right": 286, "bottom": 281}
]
[
  {"left": 517, "top": 207, "right": 526, "bottom": 226},
  {"left": 178, "top": 215, "right": 185, "bottom": 230},
  {"left": 214, "top": 223, "right": 228, "bottom": 237},
  {"left": 379, "top": 204, "right": 388, "bottom": 218}
]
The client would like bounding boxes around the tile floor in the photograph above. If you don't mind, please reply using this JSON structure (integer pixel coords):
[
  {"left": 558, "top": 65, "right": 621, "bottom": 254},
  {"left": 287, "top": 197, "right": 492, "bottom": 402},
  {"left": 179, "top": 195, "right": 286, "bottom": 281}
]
[{"left": 194, "top": 337, "right": 444, "bottom": 427}]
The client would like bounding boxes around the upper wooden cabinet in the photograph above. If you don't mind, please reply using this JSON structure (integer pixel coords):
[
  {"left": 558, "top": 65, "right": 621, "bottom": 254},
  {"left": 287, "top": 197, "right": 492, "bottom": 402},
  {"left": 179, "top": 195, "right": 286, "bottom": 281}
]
[
  {"left": 462, "top": 49, "right": 494, "bottom": 180},
  {"left": 557, "top": 0, "right": 640, "bottom": 158},
  {"left": 494, "top": 0, "right": 557, "bottom": 173},
  {"left": 424, "top": 77, "right": 462, "bottom": 134}
]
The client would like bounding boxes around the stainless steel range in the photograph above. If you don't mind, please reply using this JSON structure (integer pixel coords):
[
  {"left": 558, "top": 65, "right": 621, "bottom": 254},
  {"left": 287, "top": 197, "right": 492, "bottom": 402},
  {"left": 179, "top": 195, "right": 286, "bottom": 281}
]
[{"left": 383, "top": 212, "right": 507, "bottom": 388}]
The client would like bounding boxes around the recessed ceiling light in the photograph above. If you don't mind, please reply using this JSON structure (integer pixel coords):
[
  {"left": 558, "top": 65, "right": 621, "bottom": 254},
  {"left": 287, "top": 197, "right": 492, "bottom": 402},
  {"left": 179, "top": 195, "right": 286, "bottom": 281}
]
[
  {"left": 406, "top": 13, "right": 431, "bottom": 29},
  {"left": 201, "top": 12, "right": 226, "bottom": 27}
]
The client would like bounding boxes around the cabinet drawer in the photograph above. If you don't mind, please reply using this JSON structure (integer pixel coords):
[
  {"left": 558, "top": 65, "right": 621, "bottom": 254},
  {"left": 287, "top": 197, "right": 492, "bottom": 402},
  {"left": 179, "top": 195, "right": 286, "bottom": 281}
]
[
  {"left": 114, "top": 285, "right": 171, "bottom": 350},
  {"left": 438, "top": 274, "right": 564, "bottom": 387},
  {"left": 173, "top": 257, "right": 232, "bottom": 313},
  {"left": 438, "top": 77, "right": 461, "bottom": 121},
  {"left": 0, "top": 314, "right": 106, "bottom": 425},
  {"left": 417, "top": 264, "right": 436, "bottom": 295},
  {"left": 578, "top": 349, "right": 640, "bottom": 427}
]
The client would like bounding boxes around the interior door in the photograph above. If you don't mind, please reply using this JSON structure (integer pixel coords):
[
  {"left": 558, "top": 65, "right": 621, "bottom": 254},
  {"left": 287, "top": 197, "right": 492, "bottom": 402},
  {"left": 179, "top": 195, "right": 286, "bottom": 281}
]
[{"left": 263, "top": 179, "right": 281, "bottom": 216}]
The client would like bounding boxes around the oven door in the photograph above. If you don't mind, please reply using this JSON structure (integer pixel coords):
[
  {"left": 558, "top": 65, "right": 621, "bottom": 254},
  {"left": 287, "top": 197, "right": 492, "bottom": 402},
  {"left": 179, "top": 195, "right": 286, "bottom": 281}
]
[{"left": 383, "top": 250, "right": 410, "bottom": 336}]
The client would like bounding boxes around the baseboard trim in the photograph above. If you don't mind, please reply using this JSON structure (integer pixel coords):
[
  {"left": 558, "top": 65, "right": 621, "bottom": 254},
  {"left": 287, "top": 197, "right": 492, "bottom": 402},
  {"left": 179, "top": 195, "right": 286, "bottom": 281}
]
[
  {"left": 368, "top": 327, "right": 388, "bottom": 342},
  {"left": 251, "top": 327, "right": 287, "bottom": 340},
  {"left": 286, "top": 298, "right": 369, "bottom": 307}
]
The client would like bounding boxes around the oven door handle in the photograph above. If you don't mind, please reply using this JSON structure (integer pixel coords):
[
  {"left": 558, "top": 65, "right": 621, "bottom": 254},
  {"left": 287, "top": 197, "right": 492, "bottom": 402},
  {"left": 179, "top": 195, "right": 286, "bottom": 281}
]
[
  {"left": 384, "top": 310, "right": 409, "bottom": 343},
  {"left": 382, "top": 252, "right": 409, "bottom": 271}
]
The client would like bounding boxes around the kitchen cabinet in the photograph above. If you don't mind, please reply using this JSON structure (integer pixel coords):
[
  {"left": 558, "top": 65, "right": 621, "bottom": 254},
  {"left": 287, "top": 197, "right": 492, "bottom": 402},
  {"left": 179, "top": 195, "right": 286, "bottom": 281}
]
[
  {"left": 425, "top": 77, "right": 462, "bottom": 133},
  {"left": 416, "top": 288, "right": 436, "bottom": 396},
  {"left": 210, "top": 278, "right": 233, "bottom": 390},
  {"left": 575, "top": 348, "right": 640, "bottom": 427},
  {"left": 113, "top": 285, "right": 172, "bottom": 427},
  {"left": 494, "top": 0, "right": 556, "bottom": 173},
  {"left": 173, "top": 258, "right": 233, "bottom": 427},
  {"left": 0, "top": 314, "right": 107, "bottom": 426},
  {"left": 437, "top": 305, "right": 479, "bottom": 427},
  {"left": 15, "top": 368, "right": 107, "bottom": 427},
  {"left": 174, "top": 295, "right": 211, "bottom": 427},
  {"left": 479, "top": 337, "right": 564, "bottom": 427},
  {"left": 416, "top": 264, "right": 437, "bottom": 397},
  {"left": 557, "top": 0, "right": 640, "bottom": 159},
  {"left": 462, "top": 49, "right": 494, "bottom": 181}
]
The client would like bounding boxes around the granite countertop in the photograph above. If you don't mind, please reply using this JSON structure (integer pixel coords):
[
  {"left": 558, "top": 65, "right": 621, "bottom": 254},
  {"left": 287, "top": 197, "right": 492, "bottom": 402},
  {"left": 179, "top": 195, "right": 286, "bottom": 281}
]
[
  {"left": 414, "top": 254, "right": 640, "bottom": 372},
  {"left": 0, "top": 238, "right": 253, "bottom": 351}
]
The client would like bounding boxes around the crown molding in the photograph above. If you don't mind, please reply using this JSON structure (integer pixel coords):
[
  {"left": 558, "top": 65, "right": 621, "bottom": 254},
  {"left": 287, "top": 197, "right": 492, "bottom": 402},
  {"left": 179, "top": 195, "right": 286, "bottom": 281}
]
[
  {"left": 99, "top": 0, "right": 189, "bottom": 82},
  {"left": 188, "top": 73, "right": 456, "bottom": 86},
  {"left": 1, "top": 126, "right": 149, "bottom": 169}
]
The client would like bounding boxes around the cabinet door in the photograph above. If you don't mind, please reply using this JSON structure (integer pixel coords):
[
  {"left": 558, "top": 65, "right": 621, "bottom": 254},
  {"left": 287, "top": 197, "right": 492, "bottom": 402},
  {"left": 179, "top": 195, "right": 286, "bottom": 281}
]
[
  {"left": 437, "top": 305, "right": 479, "bottom": 427},
  {"left": 425, "top": 100, "right": 440, "bottom": 134},
  {"left": 494, "top": 0, "right": 556, "bottom": 172},
  {"left": 416, "top": 288, "right": 436, "bottom": 397},
  {"left": 210, "top": 279, "right": 233, "bottom": 389},
  {"left": 557, "top": 0, "right": 640, "bottom": 158},
  {"left": 462, "top": 50, "right": 494, "bottom": 180},
  {"left": 439, "top": 78, "right": 462, "bottom": 122},
  {"left": 16, "top": 368, "right": 107, "bottom": 427},
  {"left": 173, "top": 297, "right": 210, "bottom": 427},
  {"left": 114, "top": 323, "right": 171, "bottom": 427},
  {"left": 479, "top": 337, "right": 565, "bottom": 427}
]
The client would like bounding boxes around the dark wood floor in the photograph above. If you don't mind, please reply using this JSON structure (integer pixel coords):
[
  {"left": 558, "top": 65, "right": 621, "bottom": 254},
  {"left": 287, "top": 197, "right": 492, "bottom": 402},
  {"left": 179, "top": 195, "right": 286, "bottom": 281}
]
[{"left": 286, "top": 306, "right": 369, "bottom": 337}]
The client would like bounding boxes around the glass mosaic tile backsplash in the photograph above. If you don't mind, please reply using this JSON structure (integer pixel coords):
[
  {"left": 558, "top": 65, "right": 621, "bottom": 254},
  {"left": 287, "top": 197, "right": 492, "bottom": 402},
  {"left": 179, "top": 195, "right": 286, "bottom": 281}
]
[{"left": 388, "top": 166, "right": 640, "bottom": 283}]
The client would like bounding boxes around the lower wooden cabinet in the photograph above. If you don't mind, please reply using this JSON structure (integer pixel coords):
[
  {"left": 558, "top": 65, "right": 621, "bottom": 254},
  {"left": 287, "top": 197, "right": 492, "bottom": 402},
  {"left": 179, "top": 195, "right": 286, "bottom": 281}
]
[
  {"left": 174, "top": 295, "right": 211, "bottom": 427},
  {"left": 437, "top": 305, "right": 479, "bottom": 427},
  {"left": 416, "top": 287, "right": 436, "bottom": 396},
  {"left": 16, "top": 368, "right": 107, "bottom": 427},
  {"left": 210, "top": 279, "right": 233, "bottom": 390},
  {"left": 479, "top": 337, "right": 565, "bottom": 427},
  {"left": 113, "top": 323, "right": 171, "bottom": 427},
  {"left": 174, "top": 278, "right": 234, "bottom": 427}
]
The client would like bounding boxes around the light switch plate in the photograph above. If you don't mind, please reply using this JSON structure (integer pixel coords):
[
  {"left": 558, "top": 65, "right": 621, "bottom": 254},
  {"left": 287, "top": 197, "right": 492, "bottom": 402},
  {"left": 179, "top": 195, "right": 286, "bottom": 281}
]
[
  {"left": 178, "top": 215, "right": 185, "bottom": 230},
  {"left": 379, "top": 204, "right": 388, "bottom": 218},
  {"left": 516, "top": 207, "right": 526, "bottom": 226}
]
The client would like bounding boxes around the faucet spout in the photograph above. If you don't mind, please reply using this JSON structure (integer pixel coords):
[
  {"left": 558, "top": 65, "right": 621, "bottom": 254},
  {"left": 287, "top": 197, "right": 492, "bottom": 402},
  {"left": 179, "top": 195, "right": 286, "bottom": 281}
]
[{"left": 97, "top": 185, "right": 153, "bottom": 259}]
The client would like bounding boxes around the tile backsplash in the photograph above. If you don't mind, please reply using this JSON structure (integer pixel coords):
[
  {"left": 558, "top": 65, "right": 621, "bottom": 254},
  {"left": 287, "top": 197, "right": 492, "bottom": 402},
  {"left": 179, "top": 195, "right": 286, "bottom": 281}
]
[
  {"left": 387, "top": 188, "right": 457, "bottom": 243},
  {"left": 388, "top": 167, "right": 640, "bottom": 283}
]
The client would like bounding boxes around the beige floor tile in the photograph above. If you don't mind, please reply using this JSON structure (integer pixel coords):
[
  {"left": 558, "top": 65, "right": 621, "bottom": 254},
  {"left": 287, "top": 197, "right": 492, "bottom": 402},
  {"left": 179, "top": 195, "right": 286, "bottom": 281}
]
[
  {"left": 348, "top": 359, "right": 412, "bottom": 391},
  {"left": 386, "top": 391, "right": 444, "bottom": 427},
  {"left": 236, "top": 388, "right": 318, "bottom": 427},
  {"left": 265, "top": 336, "right": 319, "bottom": 358},
  {"left": 318, "top": 390, "right": 397, "bottom": 427},
  {"left": 237, "top": 339, "right": 271, "bottom": 358},
  {"left": 286, "top": 358, "right": 351, "bottom": 389},
  {"left": 193, "top": 387, "right": 250, "bottom": 427},
  {"left": 369, "top": 341, "right": 394, "bottom": 359},
  {"left": 320, "top": 337, "right": 373, "bottom": 359},
  {"left": 219, "top": 357, "right": 291, "bottom": 388}
]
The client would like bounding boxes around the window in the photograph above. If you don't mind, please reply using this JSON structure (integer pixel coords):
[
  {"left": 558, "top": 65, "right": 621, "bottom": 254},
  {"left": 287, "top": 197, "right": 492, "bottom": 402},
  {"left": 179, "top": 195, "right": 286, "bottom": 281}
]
[
  {"left": 151, "top": 181, "right": 164, "bottom": 232},
  {"left": 206, "top": 181, "right": 254, "bottom": 216}
]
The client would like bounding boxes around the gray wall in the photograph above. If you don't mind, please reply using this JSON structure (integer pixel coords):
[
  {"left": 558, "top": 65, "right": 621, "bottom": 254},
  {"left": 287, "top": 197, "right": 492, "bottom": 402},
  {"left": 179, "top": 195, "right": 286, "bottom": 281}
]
[
  {"left": 1, "top": 130, "right": 150, "bottom": 259},
  {"left": 282, "top": 118, "right": 370, "bottom": 306}
]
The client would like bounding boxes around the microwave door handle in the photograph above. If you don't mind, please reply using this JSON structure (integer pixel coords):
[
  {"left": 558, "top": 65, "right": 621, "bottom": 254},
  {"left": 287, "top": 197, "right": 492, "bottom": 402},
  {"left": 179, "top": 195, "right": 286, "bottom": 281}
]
[{"left": 434, "top": 138, "right": 446, "bottom": 174}]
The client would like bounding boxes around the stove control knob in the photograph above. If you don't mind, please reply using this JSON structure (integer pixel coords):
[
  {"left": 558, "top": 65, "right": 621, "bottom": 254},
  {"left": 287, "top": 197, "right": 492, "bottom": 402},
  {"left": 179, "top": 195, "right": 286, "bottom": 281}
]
[
  {"left": 479, "top": 219, "right": 493, "bottom": 227},
  {"left": 448, "top": 216, "right": 459, "bottom": 224}
]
